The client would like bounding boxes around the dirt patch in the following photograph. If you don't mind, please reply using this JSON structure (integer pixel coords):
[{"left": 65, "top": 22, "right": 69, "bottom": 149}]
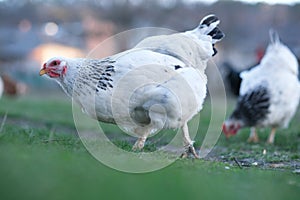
[{"left": 206, "top": 146, "right": 300, "bottom": 172}]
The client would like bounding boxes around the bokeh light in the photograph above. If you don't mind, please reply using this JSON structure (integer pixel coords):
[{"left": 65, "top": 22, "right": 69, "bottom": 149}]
[
  {"left": 44, "top": 22, "right": 59, "bottom": 36},
  {"left": 18, "top": 19, "right": 32, "bottom": 33}
]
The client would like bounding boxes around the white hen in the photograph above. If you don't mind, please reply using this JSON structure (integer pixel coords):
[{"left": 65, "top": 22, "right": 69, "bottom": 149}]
[
  {"left": 40, "top": 15, "right": 224, "bottom": 157},
  {"left": 223, "top": 30, "right": 300, "bottom": 144}
]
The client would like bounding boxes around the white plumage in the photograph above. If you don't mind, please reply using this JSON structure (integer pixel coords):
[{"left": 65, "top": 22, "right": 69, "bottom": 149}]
[
  {"left": 40, "top": 15, "right": 224, "bottom": 157},
  {"left": 223, "top": 30, "right": 300, "bottom": 144}
]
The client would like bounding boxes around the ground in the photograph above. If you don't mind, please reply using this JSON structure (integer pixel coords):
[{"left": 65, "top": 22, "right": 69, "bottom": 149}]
[{"left": 0, "top": 94, "right": 299, "bottom": 200}]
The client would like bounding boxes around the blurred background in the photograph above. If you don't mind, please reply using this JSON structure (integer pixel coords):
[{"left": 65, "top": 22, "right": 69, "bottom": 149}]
[{"left": 0, "top": 0, "right": 300, "bottom": 96}]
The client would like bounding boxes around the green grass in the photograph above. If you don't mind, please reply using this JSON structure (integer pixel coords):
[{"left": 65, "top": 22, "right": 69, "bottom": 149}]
[
  {"left": 0, "top": 95, "right": 74, "bottom": 127},
  {"left": 0, "top": 94, "right": 299, "bottom": 200}
]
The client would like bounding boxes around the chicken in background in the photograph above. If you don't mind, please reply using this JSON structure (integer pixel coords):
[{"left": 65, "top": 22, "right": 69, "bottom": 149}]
[
  {"left": 222, "top": 47, "right": 265, "bottom": 96},
  {"left": 222, "top": 30, "right": 300, "bottom": 144},
  {"left": 39, "top": 14, "right": 224, "bottom": 158},
  {"left": 1, "top": 74, "right": 28, "bottom": 96},
  {"left": 223, "top": 47, "right": 300, "bottom": 97}
]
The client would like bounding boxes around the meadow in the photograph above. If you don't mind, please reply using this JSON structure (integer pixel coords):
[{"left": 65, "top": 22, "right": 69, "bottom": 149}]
[{"left": 0, "top": 94, "right": 299, "bottom": 200}]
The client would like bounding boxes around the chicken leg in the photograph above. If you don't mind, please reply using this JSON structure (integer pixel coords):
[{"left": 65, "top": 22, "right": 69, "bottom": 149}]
[
  {"left": 247, "top": 127, "right": 259, "bottom": 143},
  {"left": 180, "top": 122, "right": 199, "bottom": 158},
  {"left": 266, "top": 127, "right": 276, "bottom": 144},
  {"left": 132, "top": 127, "right": 151, "bottom": 151},
  {"left": 132, "top": 136, "right": 147, "bottom": 151}
]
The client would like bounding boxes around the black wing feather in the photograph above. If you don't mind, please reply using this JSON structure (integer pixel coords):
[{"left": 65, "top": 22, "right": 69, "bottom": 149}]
[{"left": 231, "top": 86, "right": 270, "bottom": 126}]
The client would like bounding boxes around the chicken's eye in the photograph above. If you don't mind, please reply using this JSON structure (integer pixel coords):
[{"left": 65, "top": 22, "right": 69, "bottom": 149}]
[{"left": 50, "top": 60, "right": 60, "bottom": 66}]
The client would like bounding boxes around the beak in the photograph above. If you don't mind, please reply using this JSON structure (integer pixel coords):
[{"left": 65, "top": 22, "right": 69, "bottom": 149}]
[
  {"left": 39, "top": 69, "right": 47, "bottom": 76},
  {"left": 40, "top": 63, "right": 47, "bottom": 76}
]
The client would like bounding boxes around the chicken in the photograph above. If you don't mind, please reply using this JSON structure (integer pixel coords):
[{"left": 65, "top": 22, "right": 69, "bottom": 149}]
[
  {"left": 222, "top": 47, "right": 264, "bottom": 96},
  {"left": 40, "top": 14, "right": 224, "bottom": 157},
  {"left": 1, "top": 74, "right": 28, "bottom": 96},
  {"left": 222, "top": 30, "right": 300, "bottom": 144}
]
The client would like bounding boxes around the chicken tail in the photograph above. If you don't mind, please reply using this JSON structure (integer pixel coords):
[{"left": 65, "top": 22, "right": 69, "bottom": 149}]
[
  {"left": 269, "top": 29, "right": 280, "bottom": 45},
  {"left": 187, "top": 14, "right": 224, "bottom": 56},
  {"left": 198, "top": 15, "right": 224, "bottom": 43}
]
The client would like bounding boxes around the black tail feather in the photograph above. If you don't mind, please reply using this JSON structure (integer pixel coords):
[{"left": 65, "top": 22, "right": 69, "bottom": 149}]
[
  {"left": 200, "top": 15, "right": 219, "bottom": 26},
  {"left": 190, "top": 14, "right": 224, "bottom": 56},
  {"left": 208, "top": 27, "right": 225, "bottom": 41}
]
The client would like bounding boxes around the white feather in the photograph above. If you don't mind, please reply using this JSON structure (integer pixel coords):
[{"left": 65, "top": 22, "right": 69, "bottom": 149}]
[{"left": 44, "top": 15, "right": 224, "bottom": 150}]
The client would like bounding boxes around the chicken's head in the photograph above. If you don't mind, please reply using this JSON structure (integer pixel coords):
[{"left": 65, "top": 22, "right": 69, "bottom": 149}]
[
  {"left": 222, "top": 119, "right": 242, "bottom": 138},
  {"left": 40, "top": 57, "right": 68, "bottom": 78}
]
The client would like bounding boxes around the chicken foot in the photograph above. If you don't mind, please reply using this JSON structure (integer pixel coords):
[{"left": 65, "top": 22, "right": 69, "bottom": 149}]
[
  {"left": 247, "top": 127, "right": 259, "bottom": 143},
  {"left": 266, "top": 127, "right": 276, "bottom": 144},
  {"left": 180, "top": 122, "right": 199, "bottom": 159}
]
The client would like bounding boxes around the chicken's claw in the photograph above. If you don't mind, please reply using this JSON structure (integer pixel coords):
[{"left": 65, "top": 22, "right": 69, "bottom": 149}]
[{"left": 180, "top": 145, "right": 200, "bottom": 159}]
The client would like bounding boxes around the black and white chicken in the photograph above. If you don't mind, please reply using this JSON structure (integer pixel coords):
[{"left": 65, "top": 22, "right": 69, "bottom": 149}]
[
  {"left": 40, "top": 15, "right": 224, "bottom": 157},
  {"left": 222, "top": 47, "right": 264, "bottom": 96},
  {"left": 222, "top": 30, "right": 300, "bottom": 144}
]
